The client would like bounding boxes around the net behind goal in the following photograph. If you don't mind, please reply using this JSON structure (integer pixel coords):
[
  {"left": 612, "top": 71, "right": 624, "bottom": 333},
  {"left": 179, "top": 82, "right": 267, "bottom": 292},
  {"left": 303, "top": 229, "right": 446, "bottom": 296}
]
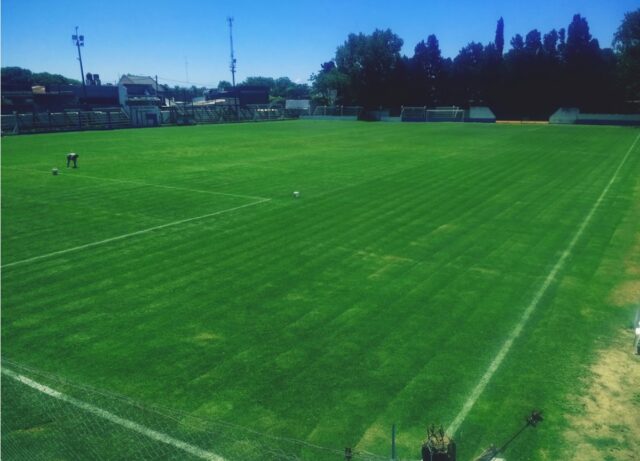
[
  {"left": 401, "top": 106, "right": 465, "bottom": 122},
  {"left": 312, "top": 106, "right": 363, "bottom": 117}
]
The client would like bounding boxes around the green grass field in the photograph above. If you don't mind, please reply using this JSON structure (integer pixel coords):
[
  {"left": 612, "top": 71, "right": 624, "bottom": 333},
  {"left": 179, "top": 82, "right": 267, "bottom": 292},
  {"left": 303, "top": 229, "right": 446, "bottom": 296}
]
[{"left": 2, "top": 121, "right": 639, "bottom": 461}]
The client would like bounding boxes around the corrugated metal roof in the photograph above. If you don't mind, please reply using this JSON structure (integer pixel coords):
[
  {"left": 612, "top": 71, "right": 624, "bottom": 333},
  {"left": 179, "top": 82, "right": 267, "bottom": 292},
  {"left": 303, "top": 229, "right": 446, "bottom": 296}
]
[{"left": 119, "top": 75, "right": 156, "bottom": 86}]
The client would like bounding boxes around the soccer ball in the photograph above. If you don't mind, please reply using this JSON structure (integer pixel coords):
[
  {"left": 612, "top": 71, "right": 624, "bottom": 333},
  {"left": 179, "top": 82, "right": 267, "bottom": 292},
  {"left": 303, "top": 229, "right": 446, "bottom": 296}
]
[
  {"left": 293, "top": 191, "right": 300, "bottom": 198},
  {"left": 52, "top": 168, "right": 59, "bottom": 176}
]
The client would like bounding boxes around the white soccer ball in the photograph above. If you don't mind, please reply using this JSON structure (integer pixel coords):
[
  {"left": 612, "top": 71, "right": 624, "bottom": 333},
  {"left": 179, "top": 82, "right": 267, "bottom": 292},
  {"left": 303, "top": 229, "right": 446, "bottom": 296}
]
[
  {"left": 52, "top": 168, "right": 59, "bottom": 176},
  {"left": 293, "top": 191, "right": 300, "bottom": 198}
]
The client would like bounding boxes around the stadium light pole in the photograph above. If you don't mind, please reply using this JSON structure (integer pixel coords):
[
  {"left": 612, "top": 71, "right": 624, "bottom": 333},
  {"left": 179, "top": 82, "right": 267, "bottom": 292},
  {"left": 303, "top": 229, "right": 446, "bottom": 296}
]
[
  {"left": 72, "top": 26, "right": 87, "bottom": 101},
  {"left": 227, "top": 16, "right": 239, "bottom": 119},
  {"left": 227, "top": 17, "right": 236, "bottom": 87}
]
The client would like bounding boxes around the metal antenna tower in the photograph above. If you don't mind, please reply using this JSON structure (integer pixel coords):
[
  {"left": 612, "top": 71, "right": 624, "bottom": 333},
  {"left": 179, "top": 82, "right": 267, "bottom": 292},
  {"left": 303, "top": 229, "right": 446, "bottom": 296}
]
[
  {"left": 227, "top": 17, "right": 237, "bottom": 87},
  {"left": 71, "top": 26, "right": 87, "bottom": 99}
]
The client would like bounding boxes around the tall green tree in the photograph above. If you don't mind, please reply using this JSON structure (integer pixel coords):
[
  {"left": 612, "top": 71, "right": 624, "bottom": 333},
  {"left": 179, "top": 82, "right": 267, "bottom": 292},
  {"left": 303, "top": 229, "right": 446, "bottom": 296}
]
[
  {"left": 335, "top": 28, "right": 404, "bottom": 108},
  {"left": 311, "top": 61, "right": 349, "bottom": 105},
  {"left": 242, "top": 76, "right": 276, "bottom": 89},
  {"left": 557, "top": 28, "right": 567, "bottom": 56},
  {"left": 562, "top": 14, "right": 609, "bottom": 109},
  {"left": 411, "top": 34, "right": 446, "bottom": 105},
  {"left": 510, "top": 34, "right": 525, "bottom": 51},
  {"left": 613, "top": 8, "right": 640, "bottom": 101},
  {"left": 452, "top": 42, "right": 486, "bottom": 105},
  {"left": 1, "top": 66, "right": 79, "bottom": 89},
  {"left": 525, "top": 30, "right": 543, "bottom": 55},
  {"left": 240, "top": 75, "right": 309, "bottom": 103},
  {"left": 495, "top": 17, "right": 505, "bottom": 56},
  {"left": 1, "top": 67, "right": 33, "bottom": 88},
  {"left": 565, "top": 14, "right": 598, "bottom": 59},
  {"left": 543, "top": 30, "right": 559, "bottom": 57}
]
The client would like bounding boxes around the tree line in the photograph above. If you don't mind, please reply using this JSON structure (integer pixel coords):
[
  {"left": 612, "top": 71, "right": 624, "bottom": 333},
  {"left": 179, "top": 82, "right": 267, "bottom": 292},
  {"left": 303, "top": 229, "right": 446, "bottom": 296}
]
[
  {"left": 216, "top": 76, "right": 310, "bottom": 105},
  {"left": 1, "top": 67, "right": 80, "bottom": 89},
  {"left": 3, "top": 9, "right": 637, "bottom": 118},
  {"left": 311, "top": 10, "right": 640, "bottom": 118}
]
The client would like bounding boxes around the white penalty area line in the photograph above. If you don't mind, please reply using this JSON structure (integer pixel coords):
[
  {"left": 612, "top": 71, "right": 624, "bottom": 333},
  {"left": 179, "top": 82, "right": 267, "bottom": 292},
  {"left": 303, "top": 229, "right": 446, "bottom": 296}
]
[
  {"left": 446, "top": 131, "right": 640, "bottom": 437},
  {"left": 1, "top": 368, "right": 224, "bottom": 461},
  {"left": 70, "top": 172, "right": 270, "bottom": 201},
  {"left": 2, "top": 166, "right": 269, "bottom": 201},
  {"left": 2, "top": 198, "right": 270, "bottom": 269}
]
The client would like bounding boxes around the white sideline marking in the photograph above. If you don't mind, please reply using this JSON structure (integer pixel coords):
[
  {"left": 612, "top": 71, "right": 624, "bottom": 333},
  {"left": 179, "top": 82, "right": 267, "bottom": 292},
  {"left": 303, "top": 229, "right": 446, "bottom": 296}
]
[
  {"left": 1, "top": 368, "right": 224, "bottom": 461},
  {"left": 2, "top": 166, "right": 268, "bottom": 201},
  {"left": 2, "top": 198, "right": 270, "bottom": 269},
  {"left": 446, "top": 132, "right": 640, "bottom": 437}
]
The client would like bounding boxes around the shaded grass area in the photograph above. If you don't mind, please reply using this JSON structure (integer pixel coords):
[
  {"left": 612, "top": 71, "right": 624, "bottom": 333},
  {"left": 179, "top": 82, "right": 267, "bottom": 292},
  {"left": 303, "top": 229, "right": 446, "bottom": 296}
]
[{"left": 2, "top": 121, "right": 639, "bottom": 460}]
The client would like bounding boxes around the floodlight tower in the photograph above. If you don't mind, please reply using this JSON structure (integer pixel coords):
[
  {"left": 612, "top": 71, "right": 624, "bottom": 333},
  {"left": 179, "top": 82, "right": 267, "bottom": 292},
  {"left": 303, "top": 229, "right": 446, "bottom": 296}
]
[
  {"left": 227, "top": 17, "right": 237, "bottom": 87},
  {"left": 71, "top": 26, "right": 87, "bottom": 99}
]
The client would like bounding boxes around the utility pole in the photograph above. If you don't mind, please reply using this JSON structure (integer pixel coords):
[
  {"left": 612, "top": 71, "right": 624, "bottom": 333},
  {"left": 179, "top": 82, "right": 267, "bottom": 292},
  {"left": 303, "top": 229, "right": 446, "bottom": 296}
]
[
  {"left": 227, "top": 17, "right": 237, "bottom": 87},
  {"left": 71, "top": 26, "right": 87, "bottom": 101},
  {"left": 227, "top": 17, "right": 239, "bottom": 119}
]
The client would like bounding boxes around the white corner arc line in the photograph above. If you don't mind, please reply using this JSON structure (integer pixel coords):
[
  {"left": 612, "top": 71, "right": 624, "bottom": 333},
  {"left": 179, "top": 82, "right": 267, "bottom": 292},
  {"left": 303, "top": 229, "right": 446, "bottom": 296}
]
[
  {"left": 446, "top": 132, "right": 640, "bottom": 437},
  {"left": 2, "top": 198, "right": 270, "bottom": 269},
  {"left": 1, "top": 368, "right": 224, "bottom": 461}
]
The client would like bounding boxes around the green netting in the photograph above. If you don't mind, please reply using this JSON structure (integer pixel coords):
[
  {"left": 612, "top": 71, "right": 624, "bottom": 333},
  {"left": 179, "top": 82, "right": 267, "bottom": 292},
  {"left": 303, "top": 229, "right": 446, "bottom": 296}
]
[{"left": 2, "top": 362, "right": 388, "bottom": 461}]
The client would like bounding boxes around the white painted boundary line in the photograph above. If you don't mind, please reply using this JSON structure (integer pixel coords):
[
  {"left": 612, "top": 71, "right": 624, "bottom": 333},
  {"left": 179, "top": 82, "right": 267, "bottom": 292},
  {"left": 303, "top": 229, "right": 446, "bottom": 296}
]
[
  {"left": 2, "top": 166, "right": 269, "bottom": 201},
  {"left": 446, "top": 132, "right": 640, "bottom": 437},
  {"left": 2, "top": 198, "right": 270, "bottom": 269},
  {"left": 1, "top": 368, "right": 224, "bottom": 461},
  {"left": 72, "top": 172, "right": 269, "bottom": 201}
]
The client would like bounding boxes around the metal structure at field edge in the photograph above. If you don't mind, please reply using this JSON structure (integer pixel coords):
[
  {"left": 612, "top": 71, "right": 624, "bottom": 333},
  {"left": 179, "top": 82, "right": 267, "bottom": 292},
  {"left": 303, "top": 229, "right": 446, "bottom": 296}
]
[
  {"left": 473, "top": 410, "right": 544, "bottom": 461},
  {"left": 418, "top": 410, "right": 543, "bottom": 461},
  {"left": 421, "top": 425, "right": 456, "bottom": 461}
]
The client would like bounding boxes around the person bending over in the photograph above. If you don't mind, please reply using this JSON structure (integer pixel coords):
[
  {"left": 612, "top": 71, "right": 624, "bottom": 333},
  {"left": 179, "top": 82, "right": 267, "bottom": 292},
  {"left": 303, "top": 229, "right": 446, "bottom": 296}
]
[{"left": 66, "top": 152, "right": 79, "bottom": 168}]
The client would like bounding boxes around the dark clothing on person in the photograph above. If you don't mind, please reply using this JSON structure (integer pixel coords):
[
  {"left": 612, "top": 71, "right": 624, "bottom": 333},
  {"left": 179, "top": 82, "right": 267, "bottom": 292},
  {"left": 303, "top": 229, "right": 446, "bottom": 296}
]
[{"left": 67, "top": 153, "right": 79, "bottom": 168}]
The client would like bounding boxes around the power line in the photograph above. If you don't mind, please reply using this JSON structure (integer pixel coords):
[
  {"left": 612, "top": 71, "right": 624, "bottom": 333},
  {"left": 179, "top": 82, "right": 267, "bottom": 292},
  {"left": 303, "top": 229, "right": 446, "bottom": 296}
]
[{"left": 155, "top": 76, "right": 217, "bottom": 87}]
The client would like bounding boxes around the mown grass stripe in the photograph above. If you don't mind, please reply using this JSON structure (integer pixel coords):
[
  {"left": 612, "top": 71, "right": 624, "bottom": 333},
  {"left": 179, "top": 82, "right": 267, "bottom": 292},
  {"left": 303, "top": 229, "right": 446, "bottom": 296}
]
[
  {"left": 4, "top": 123, "right": 639, "bottom": 459},
  {"left": 1, "top": 368, "right": 224, "bottom": 461},
  {"left": 446, "top": 131, "right": 640, "bottom": 437},
  {"left": 2, "top": 198, "right": 270, "bottom": 269}
]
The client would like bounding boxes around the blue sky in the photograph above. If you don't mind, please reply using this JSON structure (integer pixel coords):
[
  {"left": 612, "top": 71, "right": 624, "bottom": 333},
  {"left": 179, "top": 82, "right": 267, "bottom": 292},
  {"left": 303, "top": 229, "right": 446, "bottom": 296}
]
[{"left": 2, "top": 0, "right": 637, "bottom": 87}]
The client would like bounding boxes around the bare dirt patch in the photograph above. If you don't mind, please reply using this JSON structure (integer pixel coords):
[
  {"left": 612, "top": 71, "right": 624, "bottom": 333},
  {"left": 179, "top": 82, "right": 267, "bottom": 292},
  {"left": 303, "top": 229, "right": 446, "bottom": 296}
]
[
  {"left": 564, "top": 329, "right": 640, "bottom": 461},
  {"left": 624, "top": 239, "right": 640, "bottom": 277},
  {"left": 16, "top": 422, "right": 53, "bottom": 434},
  {"left": 192, "top": 332, "right": 222, "bottom": 342},
  {"left": 609, "top": 280, "right": 640, "bottom": 307}
]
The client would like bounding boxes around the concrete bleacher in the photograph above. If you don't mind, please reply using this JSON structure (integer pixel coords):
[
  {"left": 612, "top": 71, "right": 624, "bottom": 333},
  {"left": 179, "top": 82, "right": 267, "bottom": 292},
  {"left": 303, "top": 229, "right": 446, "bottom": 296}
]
[
  {"left": 162, "top": 105, "right": 289, "bottom": 126},
  {"left": 576, "top": 112, "right": 640, "bottom": 126},
  {"left": 466, "top": 106, "right": 496, "bottom": 123},
  {"left": 549, "top": 108, "right": 640, "bottom": 126},
  {"left": 1, "top": 109, "right": 131, "bottom": 135},
  {"left": 549, "top": 108, "right": 579, "bottom": 124}
]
